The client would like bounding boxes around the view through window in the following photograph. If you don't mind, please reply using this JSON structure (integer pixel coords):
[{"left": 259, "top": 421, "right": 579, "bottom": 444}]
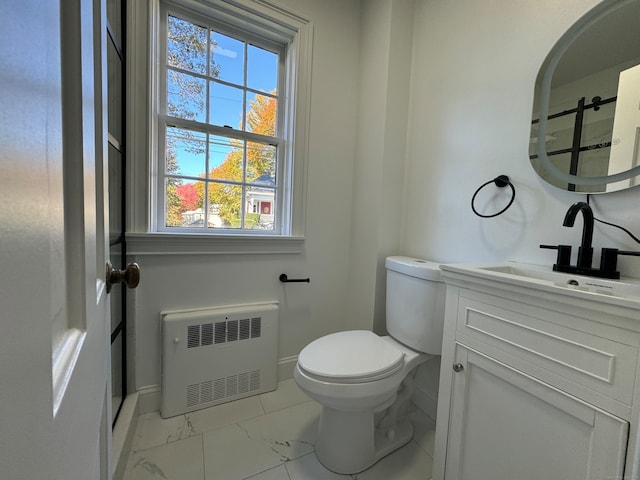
[{"left": 160, "top": 12, "right": 283, "bottom": 233}]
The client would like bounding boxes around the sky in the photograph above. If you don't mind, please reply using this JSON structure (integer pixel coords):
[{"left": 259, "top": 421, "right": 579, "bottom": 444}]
[{"left": 167, "top": 18, "right": 279, "bottom": 180}]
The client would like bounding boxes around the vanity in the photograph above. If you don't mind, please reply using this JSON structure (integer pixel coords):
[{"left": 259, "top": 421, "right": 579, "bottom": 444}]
[
  {"left": 432, "top": 263, "right": 640, "bottom": 480},
  {"left": 431, "top": 0, "right": 640, "bottom": 476}
]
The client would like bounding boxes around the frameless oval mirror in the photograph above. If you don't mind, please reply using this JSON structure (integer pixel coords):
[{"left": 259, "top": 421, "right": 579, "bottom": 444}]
[{"left": 530, "top": 0, "right": 640, "bottom": 193}]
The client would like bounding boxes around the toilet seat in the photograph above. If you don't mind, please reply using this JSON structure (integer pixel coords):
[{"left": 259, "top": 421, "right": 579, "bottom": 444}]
[{"left": 297, "top": 330, "right": 405, "bottom": 384}]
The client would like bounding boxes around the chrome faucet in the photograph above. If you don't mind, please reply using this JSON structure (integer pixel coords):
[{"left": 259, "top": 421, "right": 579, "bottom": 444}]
[{"left": 562, "top": 201, "right": 594, "bottom": 269}]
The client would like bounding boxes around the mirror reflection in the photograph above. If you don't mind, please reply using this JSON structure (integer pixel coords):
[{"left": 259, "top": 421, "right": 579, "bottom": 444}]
[{"left": 529, "top": 0, "right": 640, "bottom": 193}]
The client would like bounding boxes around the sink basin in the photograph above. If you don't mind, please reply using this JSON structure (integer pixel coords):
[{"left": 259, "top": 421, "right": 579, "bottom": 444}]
[{"left": 444, "top": 262, "right": 640, "bottom": 300}]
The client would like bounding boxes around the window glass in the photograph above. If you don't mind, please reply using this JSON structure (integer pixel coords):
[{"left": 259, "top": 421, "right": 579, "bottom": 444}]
[
  {"left": 210, "top": 32, "right": 244, "bottom": 84},
  {"left": 167, "top": 16, "right": 207, "bottom": 74},
  {"left": 246, "top": 93, "right": 277, "bottom": 135},
  {"left": 209, "top": 82, "right": 244, "bottom": 128},
  {"left": 167, "top": 70, "right": 206, "bottom": 122},
  {"left": 165, "top": 126, "right": 206, "bottom": 177},
  {"left": 208, "top": 136, "right": 243, "bottom": 181},
  {"left": 160, "top": 12, "right": 283, "bottom": 233},
  {"left": 247, "top": 44, "right": 278, "bottom": 93}
]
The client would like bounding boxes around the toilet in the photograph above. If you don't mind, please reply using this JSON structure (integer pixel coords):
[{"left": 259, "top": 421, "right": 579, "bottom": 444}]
[{"left": 293, "top": 256, "right": 445, "bottom": 474}]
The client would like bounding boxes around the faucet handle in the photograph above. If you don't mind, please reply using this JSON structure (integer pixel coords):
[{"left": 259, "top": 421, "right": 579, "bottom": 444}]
[
  {"left": 600, "top": 248, "right": 621, "bottom": 278},
  {"left": 618, "top": 250, "right": 640, "bottom": 257},
  {"left": 540, "top": 244, "right": 572, "bottom": 268},
  {"left": 599, "top": 248, "right": 640, "bottom": 279}
]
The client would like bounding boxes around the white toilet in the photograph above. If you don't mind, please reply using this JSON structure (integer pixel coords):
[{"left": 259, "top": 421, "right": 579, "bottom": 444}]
[{"left": 294, "top": 256, "right": 445, "bottom": 474}]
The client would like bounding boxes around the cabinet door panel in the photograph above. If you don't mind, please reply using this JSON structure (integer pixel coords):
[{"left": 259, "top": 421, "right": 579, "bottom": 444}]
[
  {"left": 455, "top": 293, "right": 638, "bottom": 409},
  {"left": 445, "top": 345, "right": 628, "bottom": 480}
]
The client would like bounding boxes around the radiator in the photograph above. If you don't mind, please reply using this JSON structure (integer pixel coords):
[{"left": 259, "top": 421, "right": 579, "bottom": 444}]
[{"left": 161, "top": 302, "right": 279, "bottom": 418}]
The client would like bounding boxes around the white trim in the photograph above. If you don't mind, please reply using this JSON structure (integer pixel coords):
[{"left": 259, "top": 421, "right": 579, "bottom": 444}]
[
  {"left": 277, "top": 354, "right": 298, "bottom": 381},
  {"left": 137, "top": 385, "right": 162, "bottom": 415},
  {"left": 126, "top": 232, "right": 304, "bottom": 254},
  {"left": 127, "top": 0, "right": 152, "bottom": 232},
  {"left": 52, "top": 329, "right": 86, "bottom": 416}
]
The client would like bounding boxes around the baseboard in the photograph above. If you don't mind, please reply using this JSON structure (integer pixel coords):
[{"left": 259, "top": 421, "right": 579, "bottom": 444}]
[
  {"left": 278, "top": 355, "right": 298, "bottom": 381},
  {"left": 112, "top": 393, "right": 139, "bottom": 480},
  {"left": 137, "top": 385, "right": 161, "bottom": 415}
]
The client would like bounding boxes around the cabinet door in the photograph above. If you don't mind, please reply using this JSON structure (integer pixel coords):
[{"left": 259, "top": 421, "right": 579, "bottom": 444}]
[{"left": 444, "top": 345, "right": 628, "bottom": 480}]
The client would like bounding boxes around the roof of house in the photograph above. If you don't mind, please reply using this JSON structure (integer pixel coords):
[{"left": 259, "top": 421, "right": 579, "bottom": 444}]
[{"left": 251, "top": 174, "right": 276, "bottom": 187}]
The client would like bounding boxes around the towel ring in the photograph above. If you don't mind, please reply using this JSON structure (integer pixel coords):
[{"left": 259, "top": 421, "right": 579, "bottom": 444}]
[{"left": 471, "top": 175, "right": 516, "bottom": 218}]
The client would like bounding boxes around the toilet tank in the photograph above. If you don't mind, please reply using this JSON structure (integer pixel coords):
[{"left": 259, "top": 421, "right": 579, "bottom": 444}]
[{"left": 385, "top": 256, "right": 445, "bottom": 355}]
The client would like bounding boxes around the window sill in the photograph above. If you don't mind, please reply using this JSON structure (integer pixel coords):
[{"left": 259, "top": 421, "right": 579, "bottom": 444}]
[{"left": 125, "top": 233, "right": 304, "bottom": 256}]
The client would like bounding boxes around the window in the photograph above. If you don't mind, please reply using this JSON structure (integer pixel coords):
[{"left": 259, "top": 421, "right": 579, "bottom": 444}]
[{"left": 150, "top": 1, "right": 311, "bottom": 238}]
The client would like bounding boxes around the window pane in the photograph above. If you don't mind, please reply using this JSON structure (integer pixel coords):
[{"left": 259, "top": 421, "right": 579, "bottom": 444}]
[
  {"left": 246, "top": 93, "right": 276, "bottom": 136},
  {"left": 165, "top": 178, "right": 205, "bottom": 228},
  {"left": 167, "top": 70, "right": 206, "bottom": 122},
  {"left": 208, "top": 183, "right": 242, "bottom": 229},
  {"left": 108, "top": 144, "right": 122, "bottom": 241},
  {"left": 210, "top": 32, "right": 244, "bottom": 84},
  {"left": 246, "top": 187, "right": 275, "bottom": 231},
  {"left": 111, "top": 332, "right": 123, "bottom": 418},
  {"left": 246, "top": 142, "right": 276, "bottom": 184},
  {"left": 165, "top": 178, "right": 184, "bottom": 227},
  {"left": 167, "top": 15, "right": 207, "bottom": 75},
  {"left": 208, "top": 135, "right": 243, "bottom": 181},
  {"left": 209, "top": 82, "right": 244, "bottom": 128},
  {"left": 166, "top": 127, "right": 206, "bottom": 177},
  {"left": 107, "top": 39, "right": 122, "bottom": 142},
  {"left": 247, "top": 44, "right": 278, "bottom": 93},
  {"left": 178, "top": 180, "right": 207, "bottom": 226}
]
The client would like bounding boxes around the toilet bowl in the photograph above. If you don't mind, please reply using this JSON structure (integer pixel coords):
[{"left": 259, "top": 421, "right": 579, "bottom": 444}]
[
  {"left": 294, "top": 331, "right": 431, "bottom": 474},
  {"left": 294, "top": 257, "right": 445, "bottom": 474}
]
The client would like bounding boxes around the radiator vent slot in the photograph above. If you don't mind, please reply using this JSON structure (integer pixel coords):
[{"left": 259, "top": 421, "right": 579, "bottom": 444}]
[
  {"left": 251, "top": 317, "right": 261, "bottom": 338},
  {"left": 187, "top": 325, "right": 200, "bottom": 348},
  {"left": 187, "top": 318, "right": 262, "bottom": 348},
  {"left": 161, "top": 303, "right": 278, "bottom": 418},
  {"left": 201, "top": 324, "right": 213, "bottom": 346},
  {"left": 215, "top": 322, "right": 226, "bottom": 344},
  {"left": 185, "top": 370, "right": 261, "bottom": 409}
]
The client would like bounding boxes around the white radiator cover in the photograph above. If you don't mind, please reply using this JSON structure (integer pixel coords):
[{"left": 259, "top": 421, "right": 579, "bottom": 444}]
[{"left": 161, "top": 302, "right": 279, "bottom": 418}]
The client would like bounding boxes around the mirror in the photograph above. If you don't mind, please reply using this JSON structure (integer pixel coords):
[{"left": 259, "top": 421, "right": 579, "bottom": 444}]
[{"left": 530, "top": 0, "right": 640, "bottom": 193}]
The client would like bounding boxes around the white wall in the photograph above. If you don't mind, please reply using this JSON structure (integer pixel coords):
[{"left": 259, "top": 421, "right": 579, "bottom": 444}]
[
  {"left": 403, "top": 0, "right": 640, "bottom": 280},
  {"left": 129, "top": 0, "right": 363, "bottom": 399},
  {"left": 347, "top": 0, "right": 415, "bottom": 334}
]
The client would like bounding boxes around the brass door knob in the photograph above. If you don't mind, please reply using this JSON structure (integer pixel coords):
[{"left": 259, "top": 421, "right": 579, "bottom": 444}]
[{"left": 106, "top": 261, "right": 140, "bottom": 293}]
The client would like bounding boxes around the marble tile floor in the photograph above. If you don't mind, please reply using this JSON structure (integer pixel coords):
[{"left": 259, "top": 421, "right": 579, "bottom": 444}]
[{"left": 123, "top": 379, "right": 435, "bottom": 480}]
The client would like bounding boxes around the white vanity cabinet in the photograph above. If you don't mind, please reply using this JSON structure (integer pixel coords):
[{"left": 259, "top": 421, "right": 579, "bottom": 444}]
[{"left": 432, "top": 265, "right": 640, "bottom": 480}]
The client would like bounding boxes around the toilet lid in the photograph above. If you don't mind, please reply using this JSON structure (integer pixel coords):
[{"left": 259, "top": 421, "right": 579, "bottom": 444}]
[{"left": 298, "top": 330, "right": 405, "bottom": 381}]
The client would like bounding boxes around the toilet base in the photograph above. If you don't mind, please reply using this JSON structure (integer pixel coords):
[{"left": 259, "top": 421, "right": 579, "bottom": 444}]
[{"left": 314, "top": 406, "right": 414, "bottom": 474}]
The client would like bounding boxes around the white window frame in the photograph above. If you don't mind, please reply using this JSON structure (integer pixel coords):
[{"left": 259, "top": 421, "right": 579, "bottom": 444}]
[{"left": 126, "top": 0, "right": 312, "bottom": 254}]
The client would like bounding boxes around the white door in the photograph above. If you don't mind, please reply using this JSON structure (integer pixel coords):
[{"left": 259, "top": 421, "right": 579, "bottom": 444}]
[
  {"left": 444, "top": 345, "right": 628, "bottom": 480},
  {"left": 0, "top": 0, "right": 122, "bottom": 478}
]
